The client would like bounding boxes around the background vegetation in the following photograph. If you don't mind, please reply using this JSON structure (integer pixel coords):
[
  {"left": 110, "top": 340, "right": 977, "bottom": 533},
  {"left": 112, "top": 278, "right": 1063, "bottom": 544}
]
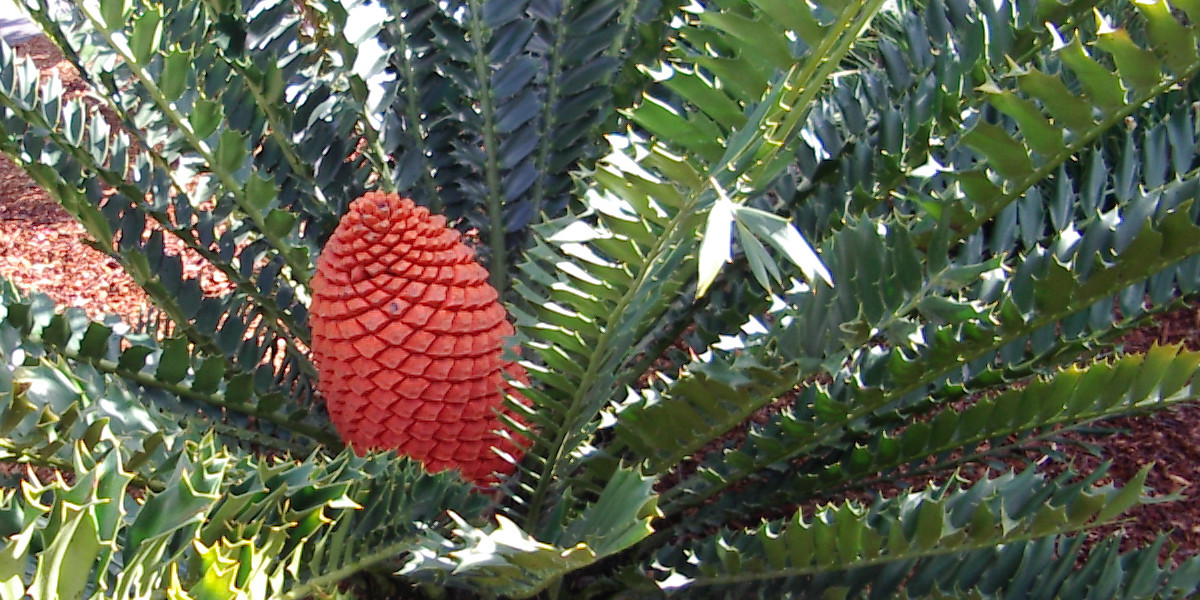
[{"left": 0, "top": 0, "right": 1199, "bottom": 597}]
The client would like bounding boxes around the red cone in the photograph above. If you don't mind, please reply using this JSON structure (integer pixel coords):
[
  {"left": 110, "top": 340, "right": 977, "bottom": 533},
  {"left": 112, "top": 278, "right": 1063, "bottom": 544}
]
[{"left": 309, "top": 191, "right": 525, "bottom": 484}]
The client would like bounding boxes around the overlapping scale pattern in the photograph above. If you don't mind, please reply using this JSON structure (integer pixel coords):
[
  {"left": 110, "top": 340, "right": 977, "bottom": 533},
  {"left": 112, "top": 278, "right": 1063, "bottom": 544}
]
[{"left": 309, "top": 191, "right": 525, "bottom": 484}]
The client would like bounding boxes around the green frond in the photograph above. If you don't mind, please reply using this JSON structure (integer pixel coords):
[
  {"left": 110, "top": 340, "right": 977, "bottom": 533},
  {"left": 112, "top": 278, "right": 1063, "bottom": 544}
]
[
  {"left": 785, "top": 0, "right": 1197, "bottom": 249},
  {"left": 650, "top": 466, "right": 1160, "bottom": 597},
  {"left": 611, "top": 212, "right": 990, "bottom": 491},
  {"left": 0, "top": 0, "right": 409, "bottom": 415},
  {"left": 510, "top": 0, "right": 890, "bottom": 534},
  {"left": 630, "top": 0, "right": 890, "bottom": 197},
  {"left": 3, "top": 0, "right": 1200, "bottom": 594},
  {"left": 402, "top": 467, "right": 658, "bottom": 598},
  {"left": 0, "top": 283, "right": 339, "bottom": 453},
  {"left": 19, "top": 0, "right": 322, "bottom": 284},
  {"left": 372, "top": 0, "right": 667, "bottom": 289},
  {"left": 624, "top": 335, "right": 1200, "bottom": 508},
  {"left": 0, "top": 352, "right": 183, "bottom": 487},
  {"left": 915, "top": 0, "right": 1200, "bottom": 243},
  {"left": 403, "top": 514, "right": 606, "bottom": 599},
  {"left": 508, "top": 153, "right": 707, "bottom": 532},
  {"left": 0, "top": 425, "right": 486, "bottom": 597},
  {"left": 644, "top": 534, "right": 1200, "bottom": 599},
  {"left": 785, "top": 11, "right": 1200, "bottom": 404},
  {"left": 613, "top": 351, "right": 802, "bottom": 476},
  {"left": 655, "top": 166, "right": 1200, "bottom": 521},
  {"left": 676, "top": 343, "right": 1200, "bottom": 530}
]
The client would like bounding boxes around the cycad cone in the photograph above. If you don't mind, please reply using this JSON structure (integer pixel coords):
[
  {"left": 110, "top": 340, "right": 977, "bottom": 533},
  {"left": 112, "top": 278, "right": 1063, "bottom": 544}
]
[{"left": 309, "top": 191, "right": 525, "bottom": 484}]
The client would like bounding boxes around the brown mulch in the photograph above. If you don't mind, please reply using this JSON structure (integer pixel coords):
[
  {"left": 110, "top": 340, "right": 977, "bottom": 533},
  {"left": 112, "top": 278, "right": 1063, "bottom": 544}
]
[
  {"left": 0, "top": 35, "right": 1198, "bottom": 567},
  {"left": 1065, "top": 310, "right": 1200, "bottom": 558},
  {"left": 0, "top": 37, "right": 147, "bottom": 320}
]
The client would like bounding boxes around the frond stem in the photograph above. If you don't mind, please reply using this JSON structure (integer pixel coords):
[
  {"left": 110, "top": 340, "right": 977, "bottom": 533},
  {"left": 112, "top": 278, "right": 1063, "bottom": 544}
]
[
  {"left": 523, "top": 192, "right": 701, "bottom": 529},
  {"left": 529, "top": 0, "right": 570, "bottom": 220},
  {"left": 24, "top": 328, "right": 341, "bottom": 450},
  {"left": 279, "top": 537, "right": 418, "bottom": 599},
  {"left": 393, "top": 19, "right": 441, "bottom": 208},
  {"left": 465, "top": 0, "right": 508, "bottom": 294}
]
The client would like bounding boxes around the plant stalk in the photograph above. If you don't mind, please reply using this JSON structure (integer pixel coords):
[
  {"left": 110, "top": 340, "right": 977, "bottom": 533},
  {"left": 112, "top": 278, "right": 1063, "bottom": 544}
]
[{"left": 465, "top": 0, "right": 508, "bottom": 295}]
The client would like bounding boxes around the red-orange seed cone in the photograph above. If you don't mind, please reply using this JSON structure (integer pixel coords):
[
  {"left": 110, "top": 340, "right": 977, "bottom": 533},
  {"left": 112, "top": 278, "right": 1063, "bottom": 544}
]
[{"left": 309, "top": 191, "right": 526, "bottom": 484}]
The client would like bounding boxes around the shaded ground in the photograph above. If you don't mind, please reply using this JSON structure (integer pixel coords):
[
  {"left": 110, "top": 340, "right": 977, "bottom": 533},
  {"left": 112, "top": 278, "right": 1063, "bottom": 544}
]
[
  {"left": 1069, "top": 316, "right": 1200, "bottom": 557},
  {"left": 0, "top": 36, "right": 1197, "bottom": 565}
]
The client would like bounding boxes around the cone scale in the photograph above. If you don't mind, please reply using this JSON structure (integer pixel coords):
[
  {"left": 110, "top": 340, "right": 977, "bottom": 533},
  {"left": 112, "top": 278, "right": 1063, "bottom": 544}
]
[{"left": 309, "top": 191, "right": 525, "bottom": 484}]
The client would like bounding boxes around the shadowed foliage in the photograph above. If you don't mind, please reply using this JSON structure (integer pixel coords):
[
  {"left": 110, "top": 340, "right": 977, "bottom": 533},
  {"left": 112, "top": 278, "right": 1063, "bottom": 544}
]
[{"left": 0, "top": 0, "right": 1199, "bottom": 597}]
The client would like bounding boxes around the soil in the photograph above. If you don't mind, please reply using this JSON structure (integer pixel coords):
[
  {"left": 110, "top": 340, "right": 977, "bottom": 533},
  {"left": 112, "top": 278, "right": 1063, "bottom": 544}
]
[
  {"left": 0, "top": 37, "right": 146, "bottom": 320},
  {"left": 0, "top": 36, "right": 1198, "bottom": 566}
]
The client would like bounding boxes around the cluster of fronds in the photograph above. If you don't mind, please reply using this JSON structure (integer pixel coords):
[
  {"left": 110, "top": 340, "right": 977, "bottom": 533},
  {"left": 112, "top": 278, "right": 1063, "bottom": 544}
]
[{"left": 0, "top": 0, "right": 1199, "bottom": 597}]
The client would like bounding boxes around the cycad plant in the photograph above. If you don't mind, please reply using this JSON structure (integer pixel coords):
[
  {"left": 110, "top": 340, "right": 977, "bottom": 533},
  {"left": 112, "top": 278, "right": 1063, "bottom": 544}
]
[{"left": 2, "top": 0, "right": 1200, "bottom": 596}]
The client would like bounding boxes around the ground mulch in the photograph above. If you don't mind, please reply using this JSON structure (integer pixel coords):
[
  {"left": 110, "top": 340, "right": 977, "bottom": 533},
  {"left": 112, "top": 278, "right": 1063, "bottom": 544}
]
[
  {"left": 1066, "top": 311, "right": 1200, "bottom": 558},
  {"left": 0, "top": 37, "right": 147, "bottom": 320},
  {"left": 0, "top": 35, "right": 1198, "bottom": 567}
]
